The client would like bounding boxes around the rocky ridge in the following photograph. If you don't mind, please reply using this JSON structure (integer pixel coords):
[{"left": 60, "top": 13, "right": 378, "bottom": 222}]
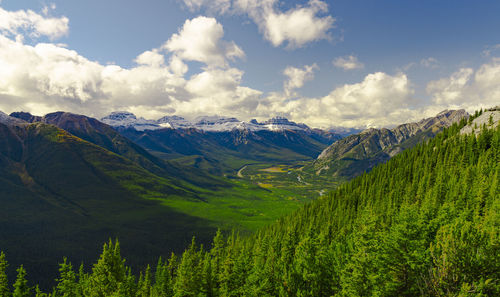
[
  {"left": 311, "top": 109, "right": 468, "bottom": 178},
  {"left": 460, "top": 106, "right": 500, "bottom": 135}
]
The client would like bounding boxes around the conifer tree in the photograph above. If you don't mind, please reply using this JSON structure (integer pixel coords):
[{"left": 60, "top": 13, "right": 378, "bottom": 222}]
[
  {"left": 89, "top": 240, "right": 126, "bottom": 297},
  {"left": 55, "top": 258, "right": 77, "bottom": 297},
  {"left": 12, "top": 266, "right": 30, "bottom": 297},
  {"left": 0, "top": 252, "right": 10, "bottom": 297}
]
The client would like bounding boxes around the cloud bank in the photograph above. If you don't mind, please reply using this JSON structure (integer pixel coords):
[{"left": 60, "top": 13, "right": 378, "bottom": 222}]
[{"left": 0, "top": 5, "right": 498, "bottom": 129}]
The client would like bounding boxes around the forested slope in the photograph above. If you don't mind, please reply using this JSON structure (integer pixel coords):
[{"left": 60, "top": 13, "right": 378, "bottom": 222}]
[{"left": 1, "top": 119, "right": 499, "bottom": 296}]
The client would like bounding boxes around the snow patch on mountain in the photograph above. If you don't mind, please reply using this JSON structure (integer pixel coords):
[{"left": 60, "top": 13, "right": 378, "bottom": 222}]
[
  {"left": 101, "top": 111, "right": 162, "bottom": 131},
  {"left": 102, "top": 112, "right": 314, "bottom": 132}
]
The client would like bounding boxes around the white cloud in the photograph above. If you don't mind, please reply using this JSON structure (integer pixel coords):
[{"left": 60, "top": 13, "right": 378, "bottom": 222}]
[
  {"left": 0, "top": 6, "right": 68, "bottom": 40},
  {"left": 168, "top": 55, "right": 188, "bottom": 76},
  {"left": 134, "top": 50, "right": 165, "bottom": 67},
  {"left": 269, "top": 72, "right": 417, "bottom": 128},
  {"left": 283, "top": 63, "right": 318, "bottom": 95},
  {"left": 182, "top": 0, "right": 335, "bottom": 48},
  {"left": 332, "top": 55, "right": 364, "bottom": 70},
  {"left": 186, "top": 67, "right": 242, "bottom": 96},
  {"left": 163, "top": 16, "right": 244, "bottom": 67},
  {"left": 259, "top": 0, "right": 334, "bottom": 48},
  {"left": 427, "top": 58, "right": 500, "bottom": 110},
  {"left": 426, "top": 68, "right": 473, "bottom": 105}
]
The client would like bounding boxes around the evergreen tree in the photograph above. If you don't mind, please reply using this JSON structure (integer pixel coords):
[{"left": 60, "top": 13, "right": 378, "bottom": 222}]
[
  {"left": 12, "top": 266, "right": 30, "bottom": 297},
  {"left": 0, "top": 252, "right": 10, "bottom": 297},
  {"left": 88, "top": 240, "right": 126, "bottom": 297},
  {"left": 55, "top": 258, "right": 78, "bottom": 297}
]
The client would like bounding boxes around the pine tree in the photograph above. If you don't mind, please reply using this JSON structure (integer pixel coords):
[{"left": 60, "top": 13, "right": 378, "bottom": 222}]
[
  {"left": 0, "top": 252, "right": 10, "bottom": 297},
  {"left": 173, "top": 238, "right": 203, "bottom": 297},
  {"left": 12, "top": 266, "right": 30, "bottom": 297},
  {"left": 136, "top": 265, "right": 151, "bottom": 297},
  {"left": 88, "top": 240, "right": 127, "bottom": 297},
  {"left": 34, "top": 286, "right": 48, "bottom": 297},
  {"left": 55, "top": 258, "right": 77, "bottom": 297}
]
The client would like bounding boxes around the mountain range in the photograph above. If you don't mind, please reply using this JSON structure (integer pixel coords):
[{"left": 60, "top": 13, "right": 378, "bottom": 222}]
[
  {"left": 101, "top": 111, "right": 321, "bottom": 132},
  {"left": 100, "top": 111, "right": 342, "bottom": 173}
]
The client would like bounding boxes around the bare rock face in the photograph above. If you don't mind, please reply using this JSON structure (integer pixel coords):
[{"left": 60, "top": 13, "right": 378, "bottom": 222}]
[
  {"left": 460, "top": 107, "right": 500, "bottom": 135},
  {"left": 312, "top": 109, "right": 468, "bottom": 178}
]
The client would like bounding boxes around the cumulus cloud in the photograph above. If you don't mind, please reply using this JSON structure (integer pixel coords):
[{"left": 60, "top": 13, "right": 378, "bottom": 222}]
[
  {"left": 427, "top": 58, "right": 500, "bottom": 110},
  {"left": 332, "top": 55, "right": 364, "bottom": 70},
  {"left": 163, "top": 16, "right": 244, "bottom": 67},
  {"left": 258, "top": 0, "right": 334, "bottom": 48},
  {"left": 182, "top": 0, "right": 335, "bottom": 48},
  {"left": 283, "top": 64, "right": 318, "bottom": 95},
  {"left": 134, "top": 50, "right": 165, "bottom": 67},
  {"left": 261, "top": 72, "right": 417, "bottom": 128},
  {"left": 0, "top": 14, "right": 260, "bottom": 121},
  {"left": 0, "top": 6, "right": 68, "bottom": 40}
]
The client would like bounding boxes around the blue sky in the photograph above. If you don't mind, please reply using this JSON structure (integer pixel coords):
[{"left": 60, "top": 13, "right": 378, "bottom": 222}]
[{"left": 0, "top": 0, "right": 499, "bottom": 128}]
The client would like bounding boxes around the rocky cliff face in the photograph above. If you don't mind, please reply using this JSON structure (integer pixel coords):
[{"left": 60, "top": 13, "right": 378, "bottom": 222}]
[
  {"left": 311, "top": 109, "right": 468, "bottom": 178},
  {"left": 460, "top": 106, "right": 500, "bottom": 135}
]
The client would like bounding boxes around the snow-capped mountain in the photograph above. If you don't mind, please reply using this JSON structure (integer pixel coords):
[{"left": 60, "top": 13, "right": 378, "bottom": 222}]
[
  {"left": 0, "top": 111, "right": 24, "bottom": 125},
  {"left": 101, "top": 111, "right": 166, "bottom": 131},
  {"left": 101, "top": 112, "right": 313, "bottom": 132}
]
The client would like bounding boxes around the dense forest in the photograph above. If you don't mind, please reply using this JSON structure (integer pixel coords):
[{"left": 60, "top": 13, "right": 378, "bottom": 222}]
[{"left": 0, "top": 116, "right": 498, "bottom": 296}]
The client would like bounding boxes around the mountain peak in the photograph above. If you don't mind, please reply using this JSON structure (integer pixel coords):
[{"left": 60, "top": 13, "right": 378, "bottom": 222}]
[
  {"left": 9, "top": 111, "right": 42, "bottom": 123},
  {"left": 0, "top": 111, "right": 25, "bottom": 125},
  {"left": 102, "top": 111, "right": 137, "bottom": 121},
  {"left": 101, "top": 112, "right": 161, "bottom": 131}
]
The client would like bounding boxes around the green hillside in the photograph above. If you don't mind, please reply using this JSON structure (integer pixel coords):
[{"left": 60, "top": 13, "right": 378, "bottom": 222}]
[
  {"left": 0, "top": 120, "right": 317, "bottom": 289},
  {"left": 3, "top": 114, "right": 498, "bottom": 296},
  {"left": 0, "top": 122, "right": 220, "bottom": 287}
]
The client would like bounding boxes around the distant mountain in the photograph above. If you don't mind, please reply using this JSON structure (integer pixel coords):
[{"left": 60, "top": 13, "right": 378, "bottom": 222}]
[
  {"left": 102, "top": 112, "right": 326, "bottom": 132},
  {"left": 101, "top": 111, "right": 163, "bottom": 131},
  {"left": 119, "top": 125, "right": 342, "bottom": 174},
  {"left": 328, "top": 126, "right": 363, "bottom": 137},
  {"left": 0, "top": 111, "right": 25, "bottom": 125},
  {"left": 307, "top": 109, "right": 468, "bottom": 178},
  {"left": 99, "top": 112, "right": 342, "bottom": 173}
]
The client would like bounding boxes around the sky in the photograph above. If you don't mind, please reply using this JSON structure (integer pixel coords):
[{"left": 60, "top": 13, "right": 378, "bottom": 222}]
[{"left": 0, "top": 0, "right": 499, "bottom": 128}]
